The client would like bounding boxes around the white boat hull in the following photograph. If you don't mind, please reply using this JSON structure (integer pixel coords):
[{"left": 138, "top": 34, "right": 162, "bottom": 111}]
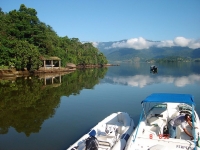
[
  {"left": 125, "top": 102, "right": 200, "bottom": 150},
  {"left": 67, "top": 112, "right": 135, "bottom": 150}
]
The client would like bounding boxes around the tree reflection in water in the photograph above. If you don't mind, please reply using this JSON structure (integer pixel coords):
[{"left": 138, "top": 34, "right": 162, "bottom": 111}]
[{"left": 0, "top": 68, "right": 108, "bottom": 136}]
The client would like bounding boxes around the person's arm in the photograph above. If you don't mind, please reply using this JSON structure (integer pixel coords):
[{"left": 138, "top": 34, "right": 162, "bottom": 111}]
[
  {"left": 187, "top": 120, "right": 193, "bottom": 128},
  {"left": 183, "top": 128, "right": 194, "bottom": 140}
]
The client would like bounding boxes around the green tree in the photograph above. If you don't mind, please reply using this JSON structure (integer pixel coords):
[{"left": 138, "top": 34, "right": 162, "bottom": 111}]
[{"left": 13, "top": 40, "right": 41, "bottom": 70}]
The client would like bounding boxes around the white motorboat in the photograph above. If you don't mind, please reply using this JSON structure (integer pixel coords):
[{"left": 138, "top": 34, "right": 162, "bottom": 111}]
[
  {"left": 67, "top": 112, "right": 134, "bottom": 150},
  {"left": 125, "top": 93, "right": 200, "bottom": 150}
]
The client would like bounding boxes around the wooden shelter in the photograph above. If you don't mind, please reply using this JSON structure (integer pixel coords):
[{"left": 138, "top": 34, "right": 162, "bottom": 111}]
[{"left": 40, "top": 56, "right": 61, "bottom": 70}]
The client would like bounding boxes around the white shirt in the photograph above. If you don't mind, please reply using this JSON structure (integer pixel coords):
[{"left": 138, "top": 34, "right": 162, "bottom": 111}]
[{"left": 170, "top": 114, "right": 187, "bottom": 129}]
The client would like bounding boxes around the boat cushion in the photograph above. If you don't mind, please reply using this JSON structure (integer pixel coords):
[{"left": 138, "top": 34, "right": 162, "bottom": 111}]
[
  {"left": 97, "top": 135, "right": 116, "bottom": 147},
  {"left": 148, "top": 117, "right": 164, "bottom": 127},
  {"left": 148, "top": 117, "right": 166, "bottom": 135},
  {"left": 117, "top": 112, "right": 131, "bottom": 126},
  {"left": 117, "top": 126, "right": 126, "bottom": 134}
]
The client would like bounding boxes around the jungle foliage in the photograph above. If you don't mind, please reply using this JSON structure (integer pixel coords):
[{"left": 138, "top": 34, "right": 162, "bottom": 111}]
[{"left": 0, "top": 4, "right": 108, "bottom": 70}]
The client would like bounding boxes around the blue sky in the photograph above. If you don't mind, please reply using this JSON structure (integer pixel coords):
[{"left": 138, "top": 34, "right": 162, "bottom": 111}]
[{"left": 1, "top": 0, "right": 200, "bottom": 45}]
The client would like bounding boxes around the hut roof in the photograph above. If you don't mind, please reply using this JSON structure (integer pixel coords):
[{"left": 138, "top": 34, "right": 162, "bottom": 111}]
[
  {"left": 66, "top": 63, "right": 76, "bottom": 68},
  {"left": 40, "top": 56, "right": 61, "bottom": 60}
]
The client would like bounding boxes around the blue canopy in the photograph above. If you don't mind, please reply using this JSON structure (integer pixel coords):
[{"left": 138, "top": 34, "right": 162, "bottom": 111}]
[{"left": 141, "top": 93, "right": 195, "bottom": 105}]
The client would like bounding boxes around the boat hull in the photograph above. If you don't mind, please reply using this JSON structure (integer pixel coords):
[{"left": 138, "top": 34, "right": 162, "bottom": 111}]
[
  {"left": 125, "top": 101, "right": 200, "bottom": 150},
  {"left": 67, "top": 112, "right": 134, "bottom": 150}
]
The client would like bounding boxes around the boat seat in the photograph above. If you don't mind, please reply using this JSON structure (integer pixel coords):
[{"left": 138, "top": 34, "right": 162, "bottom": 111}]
[
  {"left": 105, "top": 124, "right": 118, "bottom": 135},
  {"left": 97, "top": 135, "right": 117, "bottom": 148},
  {"left": 117, "top": 125, "right": 126, "bottom": 134},
  {"left": 96, "top": 124, "right": 119, "bottom": 148},
  {"left": 148, "top": 116, "right": 166, "bottom": 135}
]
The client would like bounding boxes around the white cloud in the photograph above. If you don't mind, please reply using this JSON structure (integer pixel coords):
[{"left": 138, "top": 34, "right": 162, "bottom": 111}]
[
  {"left": 106, "top": 37, "right": 200, "bottom": 50},
  {"left": 174, "top": 37, "right": 190, "bottom": 47},
  {"left": 92, "top": 42, "right": 99, "bottom": 47},
  {"left": 157, "top": 40, "right": 174, "bottom": 47},
  {"left": 108, "top": 37, "right": 153, "bottom": 50},
  {"left": 188, "top": 39, "right": 200, "bottom": 49},
  {"left": 174, "top": 74, "right": 200, "bottom": 87},
  {"left": 173, "top": 37, "right": 200, "bottom": 49},
  {"left": 110, "top": 75, "right": 154, "bottom": 88}
]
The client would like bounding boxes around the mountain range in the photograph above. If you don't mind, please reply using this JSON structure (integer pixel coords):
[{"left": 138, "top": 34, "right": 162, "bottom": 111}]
[{"left": 95, "top": 40, "right": 200, "bottom": 62}]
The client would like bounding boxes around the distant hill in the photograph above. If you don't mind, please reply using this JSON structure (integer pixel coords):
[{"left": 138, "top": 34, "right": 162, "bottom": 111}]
[{"left": 96, "top": 40, "right": 200, "bottom": 62}]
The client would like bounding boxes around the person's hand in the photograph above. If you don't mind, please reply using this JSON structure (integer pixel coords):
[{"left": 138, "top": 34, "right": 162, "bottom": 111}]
[
  {"left": 191, "top": 136, "right": 194, "bottom": 140},
  {"left": 192, "top": 127, "right": 198, "bottom": 129}
]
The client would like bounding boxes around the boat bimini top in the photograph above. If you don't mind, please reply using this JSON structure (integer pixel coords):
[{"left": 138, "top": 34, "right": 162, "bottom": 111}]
[{"left": 141, "top": 93, "right": 194, "bottom": 105}]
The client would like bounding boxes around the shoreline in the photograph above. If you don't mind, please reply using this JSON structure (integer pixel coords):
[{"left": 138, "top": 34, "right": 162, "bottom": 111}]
[{"left": 0, "top": 64, "right": 119, "bottom": 77}]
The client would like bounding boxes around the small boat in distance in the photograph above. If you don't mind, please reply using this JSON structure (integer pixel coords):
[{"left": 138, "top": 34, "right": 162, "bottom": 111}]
[
  {"left": 67, "top": 112, "right": 134, "bottom": 150},
  {"left": 125, "top": 93, "right": 200, "bottom": 150},
  {"left": 150, "top": 65, "right": 158, "bottom": 73}
]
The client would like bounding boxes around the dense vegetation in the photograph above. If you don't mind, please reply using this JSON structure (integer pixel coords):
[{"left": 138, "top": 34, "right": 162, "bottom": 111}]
[
  {"left": 0, "top": 4, "right": 107, "bottom": 70},
  {"left": 147, "top": 56, "right": 199, "bottom": 63},
  {"left": 105, "top": 47, "right": 200, "bottom": 63}
]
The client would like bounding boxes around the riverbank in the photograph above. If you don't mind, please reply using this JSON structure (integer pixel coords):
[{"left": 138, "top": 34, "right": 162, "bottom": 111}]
[
  {"left": 0, "top": 67, "right": 76, "bottom": 77},
  {"left": 0, "top": 64, "right": 119, "bottom": 77}
]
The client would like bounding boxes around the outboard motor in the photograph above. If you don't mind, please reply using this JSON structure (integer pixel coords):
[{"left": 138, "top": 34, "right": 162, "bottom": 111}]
[
  {"left": 85, "top": 136, "right": 98, "bottom": 150},
  {"left": 86, "top": 130, "right": 99, "bottom": 150}
]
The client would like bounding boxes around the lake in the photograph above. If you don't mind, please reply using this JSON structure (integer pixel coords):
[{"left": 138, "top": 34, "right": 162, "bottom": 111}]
[{"left": 0, "top": 62, "right": 200, "bottom": 150}]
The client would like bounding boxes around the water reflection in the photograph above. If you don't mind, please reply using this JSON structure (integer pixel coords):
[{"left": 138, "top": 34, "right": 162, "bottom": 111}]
[
  {"left": 105, "top": 74, "right": 200, "bottom": 88},
  {"left": 0, "top": 68, "right": 108, "bottom": 136},
  {"left": 104, "top": 62, "right": 200, "bottom": 88},
  {"left": 0, "top": 76, "right": 59, "bottom": 136}
]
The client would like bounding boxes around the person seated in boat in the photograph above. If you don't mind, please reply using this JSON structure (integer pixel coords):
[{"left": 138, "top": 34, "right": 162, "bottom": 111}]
[{"left": 168, "top": 114, "right": 198, "bottom": 140}]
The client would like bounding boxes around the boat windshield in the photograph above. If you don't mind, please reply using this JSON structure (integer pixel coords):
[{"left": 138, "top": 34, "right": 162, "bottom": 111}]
[
  {"left": 142, "top": 102, "right": 196, "bottom": 122},
  {"left": 142, "top": 103, "right": 167, "bottom": 118}
]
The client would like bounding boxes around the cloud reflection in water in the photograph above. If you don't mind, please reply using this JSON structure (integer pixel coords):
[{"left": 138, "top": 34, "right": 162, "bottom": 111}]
[{"left": 105, "top": 74, "right": 200, "bottom": 88}]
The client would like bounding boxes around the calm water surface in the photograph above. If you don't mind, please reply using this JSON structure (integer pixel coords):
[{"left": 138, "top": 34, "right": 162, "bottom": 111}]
[{"left": 0, "top": 62, "right": 200, "bottom": 150}]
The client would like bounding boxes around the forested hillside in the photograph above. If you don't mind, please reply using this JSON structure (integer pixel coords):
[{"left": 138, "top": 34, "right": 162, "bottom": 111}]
[
  {"left": 0, "top": 4, "right": 107, "bottom": 70},
  {"left": 97, "top": 41, "right": 200, "bottom": 62}
]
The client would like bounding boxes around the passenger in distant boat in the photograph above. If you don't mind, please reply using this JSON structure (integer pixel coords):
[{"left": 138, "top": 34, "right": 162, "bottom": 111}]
[{"left": 168, "top": 114, "right": 198, "bottom": 140}]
